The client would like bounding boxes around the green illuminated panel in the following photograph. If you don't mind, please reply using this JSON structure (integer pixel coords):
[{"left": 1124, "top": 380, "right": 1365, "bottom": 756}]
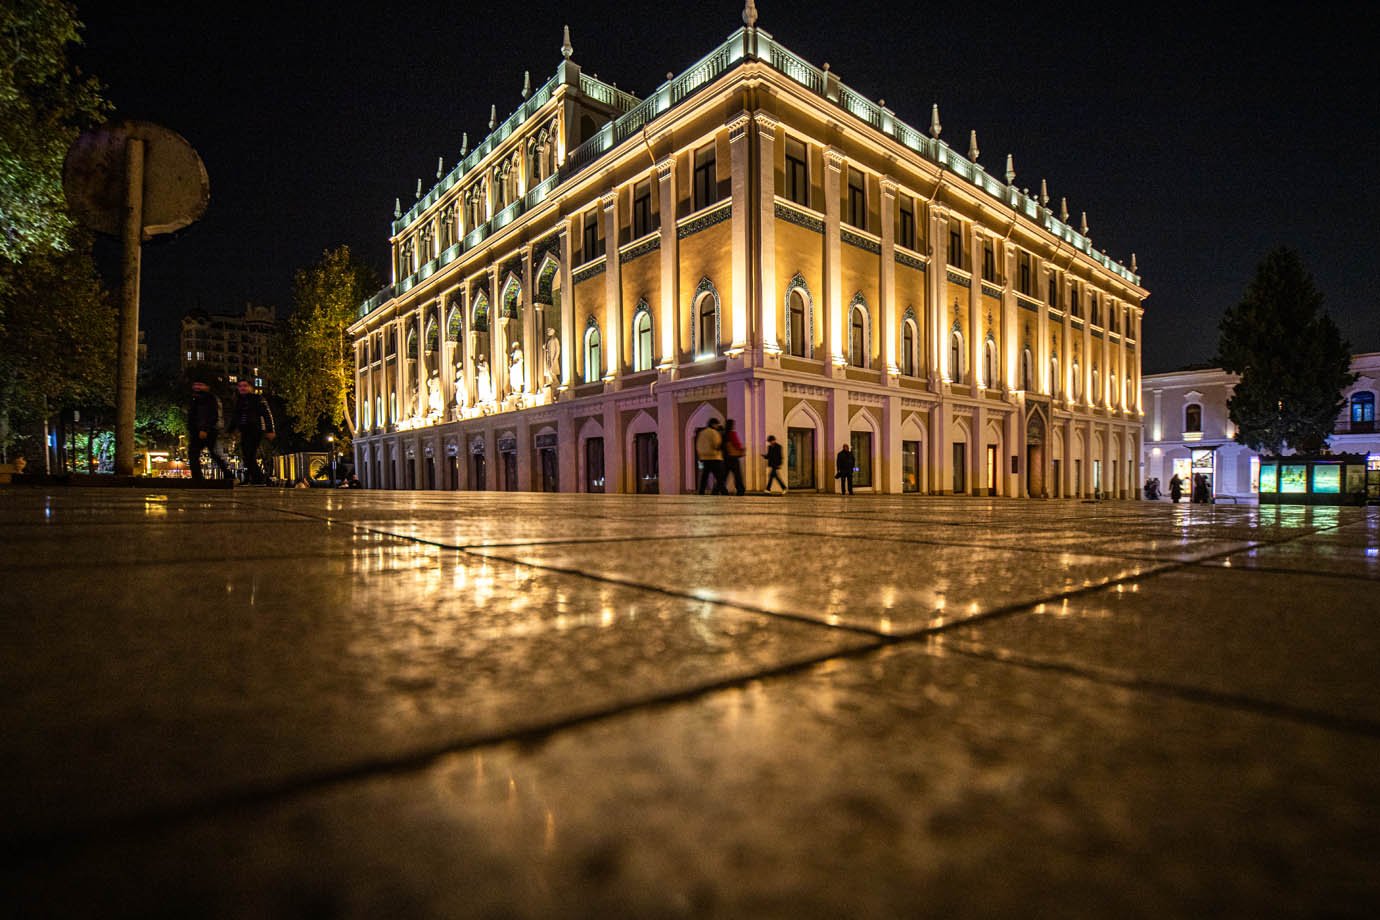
[
  {"left": 1312, "top": 465, "right": 1341, "bottom": 494},
  {"left": 1280, "top": 465, "right": 1308, "bottom": 494},
  {"left": 1258, "top": 463, "right": 1277, "bottom": 493}
]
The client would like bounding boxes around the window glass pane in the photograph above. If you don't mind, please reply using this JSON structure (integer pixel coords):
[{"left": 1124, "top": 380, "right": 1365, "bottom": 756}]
[{"left": 850, "top": 431, "right": 872, "bottom": 487}]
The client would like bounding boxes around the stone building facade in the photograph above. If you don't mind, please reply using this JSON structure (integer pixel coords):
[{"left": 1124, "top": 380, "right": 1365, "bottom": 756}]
[
  {"left": 350, "top": 12, "right": 1146, "bottom": 495},
  {"left": 180, "top": 304, "right": 275, "bottom": 387}
]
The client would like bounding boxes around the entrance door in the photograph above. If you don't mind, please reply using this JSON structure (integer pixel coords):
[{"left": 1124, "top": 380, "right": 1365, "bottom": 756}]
[
  {"left": 501, "top": 450, "right": 517, "bottom": 491},
  {"left": 850, "top": 431, "right": 873, "bottom": 489},
  {"left": 986, "top": 444, "right": 998, "bottom": 496},
  {"left": 787, "top": 427, "right": 815, "bottom": 489},
  {"left": 901, "top": 440, "right": 920, "bottom": 493},
  {"left": 634, "top": 432, "right": 659, "bottom": 494},
  {"left": 425, "top": 457, "right": 436, "bottom": 490},
  {"left": 471, "top": 452, "right": 486, "bottom": 491},
  {"left": 405, "top": 458, "right": 416, "bottom": 490},
  {"left": 1074, "top": 458, "right": 1082, "bottom": 497},
  {"left": 952, "top": 443, "right": 966, "bottom": 494},
  {"left": 1026, "top": 445, "right": 1045, "bottom": 498},
  {"left": 1051, "top": 459, "right": 1061, "bottom": 498},
  {"left": 585, "top": 437, "right": 605, "bottom": 492},
  {"left": 448, "top": 455, "right": 459, "bottom": 490},
  {"left": 539, "top": 448, "right": 558, "bottom": 492}
]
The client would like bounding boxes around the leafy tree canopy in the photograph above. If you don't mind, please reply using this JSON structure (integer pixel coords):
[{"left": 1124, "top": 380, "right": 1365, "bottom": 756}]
[
  {"left": 1215, "top": 247, "right": 1355, "bottom": 455},
  {"left": 0, "top": 0, "right": 108, "bottom": 270},
  {"left": 271, "top": 245, "right": 378, "bottom": 442}
]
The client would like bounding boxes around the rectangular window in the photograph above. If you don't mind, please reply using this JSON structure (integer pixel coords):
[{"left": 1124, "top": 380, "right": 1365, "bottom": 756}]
[
  {"left": 584, "top": 437, "right": 606, "bottom": 493},
  {"left": 850, "top": 431, "right": 873, "bottom": 488},
  {"left": 1071, "top": 286, "right": 1081, "bottom": 318},
  {"left": 898, "top": 198, "right": 916, "bottom": 250},
  {"left": 632, "top": 180, "right": 653, "bottom": 237},
  {"left": 787, "top": 427, "right": 816, "bottom": 489},
  {"left": 785, "top": 138, "right": 808, "bottom": 206},
  {"left": 949, "top": 226, "right": 963, "bottom": 270},
  {"left": 693, "top": 144, "right": 717, "bottom": 210},
  {"left": 982, "top": 242, "right": 996, "bottom": 282},
  {"left": 847, "top": 168, "right": 866, "bottom": 229},
  {"left": 582, "top": 211, "right": 600, "bottom": 261},
  {"left": 902, "top": 440, "right": 921, "bottom": 493},
  {"left": 1018, "top": 253, "right": 1031, "bottom": 294}
]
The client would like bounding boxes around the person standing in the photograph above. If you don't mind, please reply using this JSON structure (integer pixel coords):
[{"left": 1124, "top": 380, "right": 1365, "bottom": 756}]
[
  {"left": 721, "top": 418, "right": 746, "bottom": 496},
  {"left": 1168, "top": 473, "right": 1183, "bottom": 504},
  {"left": 695, "top": 419, "right": 725, "bottom": 495},
  {"left": 227, "top": 380, "right": 276, "bottom": 485},
  {"left": 763, "top": 435, "right": 786, "bottom": 494},
  {"left": 835, "top": 443, "right": 855, "bottom": 495},
  {"left": 188, "top": 377, "right": 233, "bottom": 482}
]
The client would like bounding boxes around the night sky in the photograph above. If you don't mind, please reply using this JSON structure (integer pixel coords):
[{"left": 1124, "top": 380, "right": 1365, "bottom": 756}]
[{"left": 75, "top": 1, "right": 1379, "bottom": 373}]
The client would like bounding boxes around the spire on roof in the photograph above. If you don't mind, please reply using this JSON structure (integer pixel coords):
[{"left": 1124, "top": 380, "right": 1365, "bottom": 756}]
[
  {"left": 1080, "top": 212, "right": 1089, "bottom": 235},
  {"left": 929, "top": 104, "right": 941, "bottom": 139},
  {"left": 1131, "top": 253, "right": 1138, "bottom": 273},
  {"left": 461, "top": 132, "right": 469, "bottom": 156},
  {"left": 1039, "top": 178, "right": 1049, "bottom": 207},
  {"left": 743, "top": 0, "right": 758, "bottom": 28},
  {"left": 394, "top": 198, "right": 401, "bottom": 219},
  {"left": 488, "top": 105, "right": 497, "bottom": 130},
  {"left": 522, "top": 71, "right": 531, "bottom": 99},
  {"left": 561, "top": 24, "right": 573, "bottom": 60},
  {"left": 436, "top": 157, "right": 444, "bottom": 179},
  {"left": 415, "top": 178, "right": 422, "bottom": 199},
  {"left": 1059, "top": 197, "right": 1069, "bottom": 222},
  {"left": 968, "top": 130, "right": 979, "bottom": 163},
  {"left": 1004, "top": 153, "right": 1015, "bottom": 185}
]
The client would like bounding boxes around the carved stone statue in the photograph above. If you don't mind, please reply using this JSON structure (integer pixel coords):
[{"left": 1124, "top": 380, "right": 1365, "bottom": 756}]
[
  {"left": 453, "top": 366, "right": 468, "bottom": 409},
  {"left": 475, "top": 355, "right": 495, "bottom": 405},
  {"left": 542, "top": 327, "right": 561, "bottom": 386},
  {"left": 426, "top": 371, "right": 444, "bottom": 419},
  {"left": 509, "top": 343, "right": 526, "bottom": 394}
]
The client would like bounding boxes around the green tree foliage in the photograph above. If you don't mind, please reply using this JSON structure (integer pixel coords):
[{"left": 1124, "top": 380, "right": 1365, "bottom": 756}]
[
  {"left": 0, "top": 0, "right": 108, "bottom": 270},
  {"left": 272, "top": 246, "right": 378, "bottom": 440},
  {"left": 0, "top": 241, "right": 116, "bottom": 453},
  {"left": 1216, "top": 247, "right": 1355, "bottom": 455},
  {"left": 135, "top": 358, "right": 185, "bottom": 450}
]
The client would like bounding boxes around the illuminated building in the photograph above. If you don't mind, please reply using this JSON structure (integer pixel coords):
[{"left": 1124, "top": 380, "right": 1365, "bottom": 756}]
[
  {"left": 180, "top": 304, "right": 275, "bottom": 387},
  {"left": 1141, "top": 352, "right": 1380, "bottom": 500},
  {"left": 349, "top": 6, "right": 1146, "bottom": 495}
]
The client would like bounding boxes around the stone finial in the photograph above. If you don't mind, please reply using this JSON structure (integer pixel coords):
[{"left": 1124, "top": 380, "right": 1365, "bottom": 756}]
[
  {"left": 522, "top": 71, "right": 531, "bottom": 98},
  {"left": 929, "top": 103, "right": 942, "bottom": 139},
  {"left": 743, "top": 0, "right": 758, "bottom": 27},
  {"left": 436, "top": 157, "right": 444, "bottom": 179},
  {"left": 461, "top": 132, "right": 469, "bottom": 155},
  {"left": 1059, "top": 197, "right": 1069, "bottom": 222},
  {"left": 1039, "top": 178, "right": 1050, "bottom": 206},
  {"left": 1131, "top": 252, "right": 1139, "bottom": 273},
  {"left": 968, "top": 130, "right": 979, "bottom": 163},
  {"left": 561, "top": 24, "right": 573, "bottom": 60},
  {"left": 394, "top": 198, "right": 402, "bottom": 219},
  {"left": 488, "top": 105, "right": 497, "bottom": 130},
  {"left": 415, "top": 178, "right": 423, "bottom": 199},
  {"left": 1004, "top": 153, "right": 1016, "bottom": 185},
  {"left": 1080, "top": 212, "right": 1089, "bottom": 235}
]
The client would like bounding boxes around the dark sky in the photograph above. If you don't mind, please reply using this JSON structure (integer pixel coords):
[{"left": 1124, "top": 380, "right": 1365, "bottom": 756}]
[{"left": 75, "top": 1, "right": 1379, "bottom": 373}]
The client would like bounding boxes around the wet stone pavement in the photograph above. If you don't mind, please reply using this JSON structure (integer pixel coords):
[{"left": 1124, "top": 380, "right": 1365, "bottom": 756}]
[{"left": 2, "top": 487, "right": 1378, "bottom": 918}]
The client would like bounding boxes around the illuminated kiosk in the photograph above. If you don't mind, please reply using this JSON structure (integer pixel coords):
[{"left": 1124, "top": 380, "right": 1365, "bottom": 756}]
[
  {"left": 350, "top": 6, "right": 1147, "bottom": 495},
  {"left": 1257, "top": 454, "right": 1371, "bottom": 506}
]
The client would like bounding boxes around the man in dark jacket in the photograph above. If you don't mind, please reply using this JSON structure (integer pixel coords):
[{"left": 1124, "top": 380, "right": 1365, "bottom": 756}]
[
  {"left": 763, "top": 434, "right": 787, "bottom": 494},
  {"left": 188, "top": 378, "right": 233, "bottom": 481},
  {"left": 228, "top": 380, "right": 276, "bottom": 484},
  {"left": 835, "top": 443, "right": 855, "bottom": 495}
]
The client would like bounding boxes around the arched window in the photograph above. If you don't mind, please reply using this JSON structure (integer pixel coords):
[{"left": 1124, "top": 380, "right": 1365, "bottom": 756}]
[
  {"left": 1351, "top": 392, "right": 1375, "bottom": 425},
  {"left": 406, "top": 328, "right": 418, "bottom": 361},
  {"left": 848, "top": 304, "right": 868, "bottom": 368},
  {"left": 950, "top": 330, "right": 965, "bottom": 384},
  {"left": 1091, "top": 367, "right": 1101, "bottom": 405},
  {"left": 901, "top": 319, "right": 918, "bottom": 377},
  {"left": 1050, "top": 356, "right": 1060, "bottom": 397},
  {"left": 1184, "top": 403, "right": 1202, "bottom": 433},
  {"left": 1125, "top": 376, "right": 1135, "bottom": 409},
  {"left": 1109, "top": 373, "right": 1119, "bottom": 408},
  {"left": 694, "top": 281, "right": 720, "bottom": 358},
  {"left": 788, "top": 289, "right": 807, "bottom": 357},
  {"left": 447, "top": 304, "right": 463, "bottom": 343},
  {"left": 983, "top": 338, "right": 997, "bottom": 389},
  {"left": 1072, "top": 361, "right": 1082, "bottom": 399},
  {"left": 1021, "top": 348, "right": 1034, "bottom": 391},
  {"left": 584, "top": 324, "right": 602, "bottom": 383},
  {"left": 632, "top": 309, "right": 653, "bottom": 372},
  {"left": 424, "top": 319, "right": 438, "bottom": 355}
]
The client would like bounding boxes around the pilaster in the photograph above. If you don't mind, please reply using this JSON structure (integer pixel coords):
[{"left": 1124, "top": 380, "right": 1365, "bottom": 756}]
[
  {"left": 602, "top": 191, "right": 622, "bottom": 385},
  {"left": 753, "top": 112, "right": 780, "bottom": 360},
  {"left": 879, "top": 177, "right": 898, "bottom": 383},
  {"left": 823, "top": 146, "right": 845, "bottom": 376},
  {"left": 559, "top": 225, "right": 575, "bottom": 389},
  {"left": 727, "top": 112, "right": 752, "bottom": 359},
  {"left": 655, "top": 156, "right": 678, "bottom": 373}
]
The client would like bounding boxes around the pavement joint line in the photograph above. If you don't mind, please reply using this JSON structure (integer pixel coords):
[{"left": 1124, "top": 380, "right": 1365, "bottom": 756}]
[
  {"left": 1185, "top": 561, "right": 1380, "bottom": 583},
  {"left": 939, "top": 638, "right": 1380, "bottom": 740},
  {"left": 0, "top": 640, "right": 889, "bottom": 870}
]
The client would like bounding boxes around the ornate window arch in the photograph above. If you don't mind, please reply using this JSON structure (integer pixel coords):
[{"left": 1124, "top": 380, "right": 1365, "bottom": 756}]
[
  {"left": 692, "top": 277, "right": 721, "bottom": 358},
  {"left": 500, "top": 275, "right": 521, "bottom": 319},
  {"left": 901, "top": 307, "right": 919, "bottom": 377},
  {"left": 1184, "top": 402, "right": 1203, "bottom": 434},
  {"left": 950, "top": 326, "right": 965, "bottom": 384},
  {"left": 446, "top": 299, "right": 464, "bottom": 342},
  {"left": 1091, "top": 365, "right": 1101, "bottom": 405},
  {"left": 783, "top": 273, "right": 813, "bottom": 358},
  {"left": 471, "top": 292, "right": 489, "bottom": 333},
  {"left": 1021, "top": 347, "right": 1034, "bottom": 391},
  {"left": 983, "top": 335, "right": 997, "bottom": 389},
  {"left": 847, "top": 293, "right": 870, "bottom": 368},
  {"left": 1072, "top": 360, "right": 1083, "bottom": 400},
  {"left": 583, "top": 316, "right": 602, "bottom": 383},
  {"left": 632, "top": 300, "right": 653, "bottom": 372}
]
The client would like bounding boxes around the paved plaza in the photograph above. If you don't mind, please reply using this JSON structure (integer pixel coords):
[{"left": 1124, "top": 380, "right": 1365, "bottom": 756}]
[{"left": 2, "top": 487, "right": 1378, "bottom": 917}]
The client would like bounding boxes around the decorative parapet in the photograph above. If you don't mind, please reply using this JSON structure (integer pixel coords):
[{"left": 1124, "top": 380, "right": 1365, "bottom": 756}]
[
  {"left": 841, "top": 228, "right": 880, "bottom": 254},
  {"left": 946, "top": 269, "right": 971, "bottom": 288},
  {"left": 677, "top": 201, "right": 732, "bottom": 239},
  {"left": 775, "top": 200, "right": 823, "bottom": 233},
  {"left": 895, "top": 250, "right": 927, "bottom": 271}
]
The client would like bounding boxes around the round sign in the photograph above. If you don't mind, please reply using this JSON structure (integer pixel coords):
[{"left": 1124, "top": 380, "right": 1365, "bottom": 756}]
[{"left": 64, "top": 119, "right": 209, "bottom": 239}]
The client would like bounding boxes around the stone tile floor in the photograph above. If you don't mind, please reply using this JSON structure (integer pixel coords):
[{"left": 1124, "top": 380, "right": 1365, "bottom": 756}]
[{"left": 2, "top": 487, "right": 1378, "bottom": 917}]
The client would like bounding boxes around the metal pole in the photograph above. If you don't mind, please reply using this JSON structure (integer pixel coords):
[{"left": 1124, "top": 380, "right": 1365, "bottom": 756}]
[{"left": 115, "top": 138, "right": 145, "bottom": 476}]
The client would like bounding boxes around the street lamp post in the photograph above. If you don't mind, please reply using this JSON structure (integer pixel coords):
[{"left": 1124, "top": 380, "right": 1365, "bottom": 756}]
[{"left": 326, "top": 435, "right": 337, "bottom": 486}]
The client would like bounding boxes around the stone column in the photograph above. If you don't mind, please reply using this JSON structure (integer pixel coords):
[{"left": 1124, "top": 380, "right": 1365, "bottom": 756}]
[
  {"left": 656, "top": 382, "right": 679, "bottom": 493},
  {"left": 971, "top": 404, "right": 987, "bottom": 495},
  {"left": 929, "top": 206, "right": 948, "bottom": 383},
  {"left": 1061, "top": 279, "right": 1073, "bottom": 405},
  {"left": 557, "top": 411, "right": 577, "bottom": 492},
  {"left": 490, "top": 264, "right": 504, "bottom": 402},
  {"left": 602, "top": 399, "right": 623, "bottom": 492},
  {"left": 559, "top": 226, "right": 575, "bottom": 389},
  {"left": 828, "top": 387, "right": 849, "bottom": 493},
  {"left": 394, "top": 317, "right": 406, "bottom": 423},
  {"left": 930, "top": 406, "right": 949, "bottom": 494},
  {"left": 523, "top": 246, "right": 537, "bottom": 395},
  {"left": 823, "top": 147, "right": 845, "bottom": 375},
  {"left": 968, "top": 227, "right": 983, "bottom": 388},
  {"left": 1001, "top": 242, "right": 1017, "bottom": 391},
  {"left": 656, "top": 156, "right": 678, "bottom": 372},
  {"left": 602, "top": 191, "right": 621, "bottom": 385},
  {"left": 727, "top": 113, "right": 751, "bottom": 357},
  {"left": 515, "top": 413, "right": 531, "bottom": 492},
  {"left": 1036, "top": 263, "right": 1050, "bottom": 394},
  {"left": 753, "top": 112, "right": 780, "bottom": 359},
  {"left": 881, "top": 394, "right": 901, "bottom": 492},
  {"left": 879, "top": 177, "right": 898, "bottom": 382}
]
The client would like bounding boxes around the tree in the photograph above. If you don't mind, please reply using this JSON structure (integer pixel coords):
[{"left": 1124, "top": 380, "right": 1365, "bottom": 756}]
[
  {"left": 0, "top": 0, "right": 108, "bottom": 272},
  {"left": 1215, "top": 247, "right": 1355, "bottom": 455},
  {"left": 271, "top": 246, "right": 379, "bottom": 441}
]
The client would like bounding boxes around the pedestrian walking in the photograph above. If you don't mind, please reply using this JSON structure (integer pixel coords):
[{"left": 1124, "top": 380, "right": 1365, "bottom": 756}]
[
  {"left": 1193, "top": 473, "right": 1211, "bottom": 504},
  {"left": 187, "top": 377, "right": 234, "bottom": 482},
  {"left": 835, "top": 443, "right": 855, "bottom": 495},
  {"left": 763, "top": 435, "right": 787, "bottom": 494},
  {"left": 695, "top": 419, "right": 726, "bottom": 495},
  {"left": 1168, "top": 473, "right": 1183, "bottom": 504},
  {"left": 721, "top": 418, "right": 746, "bottom": 496},
  {"left": 227, "top": 380, "right": 276, "bottom": 485}
]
